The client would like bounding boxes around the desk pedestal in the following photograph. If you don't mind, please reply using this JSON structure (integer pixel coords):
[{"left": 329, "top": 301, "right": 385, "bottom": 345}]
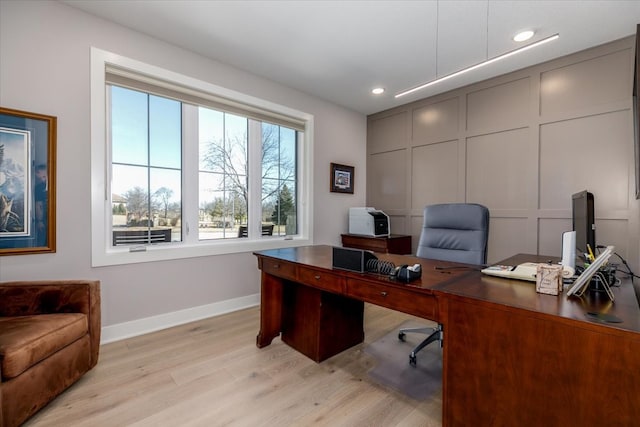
[
  {"left": 443, "top": 296, "right": 640, "bottom": 426},
  {"left": 282, "top": 282, "right": 364, "bottom": 362}
]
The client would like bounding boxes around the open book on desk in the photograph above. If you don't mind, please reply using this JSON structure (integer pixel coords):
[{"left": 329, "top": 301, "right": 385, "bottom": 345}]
[{"left": 481, "top": 263, "right": 540, "bottom": 282}]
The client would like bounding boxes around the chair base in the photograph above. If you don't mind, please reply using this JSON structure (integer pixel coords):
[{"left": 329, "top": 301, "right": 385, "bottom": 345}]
[{"left": 398, "top": 324, "right": 443, "bottom": 366}]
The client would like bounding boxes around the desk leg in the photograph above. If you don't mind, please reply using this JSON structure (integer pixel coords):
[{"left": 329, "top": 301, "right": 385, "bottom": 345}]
[{"left": 256, "top": 272, "right": 283, "bottom": 348}]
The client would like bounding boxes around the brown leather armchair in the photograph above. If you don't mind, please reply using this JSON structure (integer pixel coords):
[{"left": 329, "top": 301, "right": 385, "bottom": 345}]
[{"left": 0, "top": 280, "right": 101, "bottom": 427}]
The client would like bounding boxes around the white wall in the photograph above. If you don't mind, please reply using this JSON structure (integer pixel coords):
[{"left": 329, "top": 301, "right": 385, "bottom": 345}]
[{"left": 0, "top": 1, "right": 366, "bottom": 338}]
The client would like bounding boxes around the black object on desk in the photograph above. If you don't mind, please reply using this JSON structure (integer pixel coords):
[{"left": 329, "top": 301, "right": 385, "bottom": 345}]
[
  {"left": 392, "top": 264, "right": 422, "bottom": 282},
  {"left": 332, "top": 246, "right": 377, "bottom": 273}
]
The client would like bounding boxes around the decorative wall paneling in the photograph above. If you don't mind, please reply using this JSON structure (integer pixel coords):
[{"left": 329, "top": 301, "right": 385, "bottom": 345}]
[{"left": 367, "top": 37, "right": 639, "bottom": 269}]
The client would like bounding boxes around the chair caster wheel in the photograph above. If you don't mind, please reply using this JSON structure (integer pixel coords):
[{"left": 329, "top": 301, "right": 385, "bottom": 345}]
[
  {"left": 409, "top": 354, "right": 417, "bottom": 366},
  {"left": 398, "top": 332, "right": 406, "bottom": 341}
]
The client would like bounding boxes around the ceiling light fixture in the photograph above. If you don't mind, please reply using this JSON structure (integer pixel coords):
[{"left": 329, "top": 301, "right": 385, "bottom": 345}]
[
  {"left": 395, "top": 33, "right": 559, "bottom": 99},
  {"left": 514, "top": 30, "right": 535, "bottom": 42},
  {"left": 371, "top": 87, "right": 385, "bottom": 95}
]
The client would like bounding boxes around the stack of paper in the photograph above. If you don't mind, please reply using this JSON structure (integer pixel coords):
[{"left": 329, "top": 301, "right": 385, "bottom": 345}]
[{"left": 481, "top": 263, "right": 540, "bottom": 282}]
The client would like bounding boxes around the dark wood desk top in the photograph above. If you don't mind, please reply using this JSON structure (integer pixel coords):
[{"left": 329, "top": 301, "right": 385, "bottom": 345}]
[
  {"left": 256, "top": 247, "right": 640, "bottom": 337},
  {"left": 437, "top": 253, "right": 640, "bottom": 337},
  {"left": 255, "top": 245, "right": 476, "bottom": 294}
]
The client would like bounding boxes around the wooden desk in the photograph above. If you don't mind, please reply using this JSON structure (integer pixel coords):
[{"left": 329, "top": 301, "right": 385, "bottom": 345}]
[
  {"left": 341, "top": 233, "right": 412, "bottom": 254},
  {"left": 254, "top": 247, "right": 640, "bottom": 426},
  {"left": 255, "top": 245, "right": 467, "bottom": 361}
]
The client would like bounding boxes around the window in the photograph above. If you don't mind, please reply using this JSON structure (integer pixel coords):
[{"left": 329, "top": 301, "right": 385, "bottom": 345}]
[
  {"left": 198, "top": 108, "right": 246, "bottom": 240},
  {"left": 91, "top": 48, "right": 313, "bottom": 266},
  {"left": 110, "top": 86, "right": 183, "bottom": 245},
  {"left": 197, "top": 109, "right": 298, "bottom": 240},
  {"left": 261, "top": 123, "right": 297, "bottom": 237}
]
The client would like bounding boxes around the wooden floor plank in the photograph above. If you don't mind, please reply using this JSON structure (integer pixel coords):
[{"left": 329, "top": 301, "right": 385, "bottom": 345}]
[{"left": 24, "top": 304, "right": 441, "bottom": 426}]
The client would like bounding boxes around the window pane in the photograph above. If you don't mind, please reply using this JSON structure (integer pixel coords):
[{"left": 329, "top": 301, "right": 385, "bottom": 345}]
[
  {"left": 110, "top": 86, "right": 182, "bottom": 247},
  {"left": 267, "top": 182, "right": 296, "bottom": 236},
  {"left": 282, "top": 179, "right": 297, "bottom": 236},
  {"left": 198, "top": 173, "right": 247, "bottom": 240},
  {"left": 199, "top": 172, "right": 235, "bottom": 240},
  {"left": 280, "top": 127, "right": 296, "bottom": 180},
  {"left": 262, "top": 123, "right": 297, "bottom": 236},
  {"left": 149, "top": 95, "right": 181, "bottom": 169},
  {"left": 198, "top": 107, "right": 223, "bottom": 171},
  {"left": 228, "top": 176, "right": 248, "bottom": 230},
  {"left": 262, "top": 123, "right": 279, "bottom": 179},
  {"left": 262, "top": 182, "right": 277, "bottom": 228},
  {"left": 150, "top": 168, "right": 182, "bottom": 242},
  {"left": 198, "top": 107, "right": 248, "bottom": 240},
  {"left": 112, "top": 164, "right": 149, "bottom": 228},
  {"left": 111, "top": 86, "right": 148, "bottom": 165},
  {"left": 225, "top": 114, "right": 248, "bottom": 179}
]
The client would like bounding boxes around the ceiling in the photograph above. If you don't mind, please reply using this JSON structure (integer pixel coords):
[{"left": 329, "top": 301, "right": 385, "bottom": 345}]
[{"left": 64, "top": 0, "right": 640, "bottom": 115}]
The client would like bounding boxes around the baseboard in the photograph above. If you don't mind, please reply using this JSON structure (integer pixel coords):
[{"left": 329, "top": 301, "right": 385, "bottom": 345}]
[{"left": 100, "top": 293, "right": 260, "bottom": 344}]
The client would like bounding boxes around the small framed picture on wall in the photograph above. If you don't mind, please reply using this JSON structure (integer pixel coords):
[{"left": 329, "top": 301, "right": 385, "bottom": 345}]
[{"left": 330, "top": 162, "right": 354, "bottom": 194}]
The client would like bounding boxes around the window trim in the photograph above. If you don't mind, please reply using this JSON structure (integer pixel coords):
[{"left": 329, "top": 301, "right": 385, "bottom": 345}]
[{"left": 91, "top": 47, "right": 314, "bottom": 267}]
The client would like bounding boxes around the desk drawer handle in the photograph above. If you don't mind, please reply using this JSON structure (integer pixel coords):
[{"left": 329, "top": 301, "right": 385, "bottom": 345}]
[
  {"left": 380, "top": 291, "right": 387, "bottom": 297},
  {"left": 272, "top": 264, "right": 280, "bottom": 269},
  {"left": 314, "top": 275, "right": 321, "bottom": 280}
]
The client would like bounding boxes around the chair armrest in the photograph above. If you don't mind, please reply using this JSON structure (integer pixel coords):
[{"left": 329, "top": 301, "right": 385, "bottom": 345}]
[{"left": 0, "top": 280, "right": 101, "bottom": 366}]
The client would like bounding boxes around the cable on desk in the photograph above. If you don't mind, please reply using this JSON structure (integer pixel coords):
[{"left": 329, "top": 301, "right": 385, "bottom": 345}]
[{"left": 597, "top": 245, "right": 639, "bottom": 283}]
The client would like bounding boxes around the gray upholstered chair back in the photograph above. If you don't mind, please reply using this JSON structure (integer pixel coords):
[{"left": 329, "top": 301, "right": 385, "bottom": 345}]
[{"left": 416, "top": 203, "right": 489, "bottom": 265}]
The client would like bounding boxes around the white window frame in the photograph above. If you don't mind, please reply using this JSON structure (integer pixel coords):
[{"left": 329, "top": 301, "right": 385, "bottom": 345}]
[{"left": 90, "top": 48, "right": 314, "bottom": 267}]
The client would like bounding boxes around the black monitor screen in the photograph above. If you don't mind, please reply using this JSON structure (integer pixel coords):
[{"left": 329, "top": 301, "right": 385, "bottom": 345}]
[{"left": 572, "top": 190, "right": 595, "bottom": 260}]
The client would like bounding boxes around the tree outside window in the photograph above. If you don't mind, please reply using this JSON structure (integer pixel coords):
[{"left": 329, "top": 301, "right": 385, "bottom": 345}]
[{"left": 199, "top": 110, "right": 297, "bottom": 239}]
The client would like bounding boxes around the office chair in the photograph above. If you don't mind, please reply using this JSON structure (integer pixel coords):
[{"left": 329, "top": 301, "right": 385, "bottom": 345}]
[{"left": 399, "top": 203, "right": 489, "bottom": 366}]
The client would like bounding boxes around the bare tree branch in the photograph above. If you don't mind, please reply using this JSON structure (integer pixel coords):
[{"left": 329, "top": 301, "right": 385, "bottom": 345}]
[{"left": 201, "top": 122, "right": 296, "bottom": 223}]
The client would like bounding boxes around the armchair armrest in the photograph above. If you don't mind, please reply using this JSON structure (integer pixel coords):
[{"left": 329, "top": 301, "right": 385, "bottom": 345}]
[{"left": 0, "top": 280, "right": 101, "bottom": 367}]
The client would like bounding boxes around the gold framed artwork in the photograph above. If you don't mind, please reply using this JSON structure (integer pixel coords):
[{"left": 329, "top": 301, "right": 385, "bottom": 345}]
[
  {"left": 0, "top": 107, "right": 56, "bottom": 255},
  {"left": 330, "top": 162, "right": 354, "bottom": 194}
]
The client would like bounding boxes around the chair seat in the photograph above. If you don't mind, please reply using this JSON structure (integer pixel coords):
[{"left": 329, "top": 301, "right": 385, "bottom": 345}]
[{"left": 0, "top": 313, "right": 88, "bottom": 379}]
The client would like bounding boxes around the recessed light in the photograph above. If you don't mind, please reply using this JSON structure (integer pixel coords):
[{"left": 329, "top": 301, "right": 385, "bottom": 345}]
[
  {"left": 513, "top": 30, "right": 535, "bottom": 42},
  {"left": 371, "top": 87, "right": 385, "bottom": 95}
]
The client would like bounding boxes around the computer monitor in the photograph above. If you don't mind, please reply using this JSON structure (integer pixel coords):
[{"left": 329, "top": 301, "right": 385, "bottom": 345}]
[{"left": 572, "top": 190, "right": 595, "bottom": 261}]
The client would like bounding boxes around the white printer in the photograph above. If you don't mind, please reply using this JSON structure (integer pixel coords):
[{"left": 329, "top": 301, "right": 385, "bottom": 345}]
[{"left": 348, "top": 207, "right": 390, "bottom": 237}]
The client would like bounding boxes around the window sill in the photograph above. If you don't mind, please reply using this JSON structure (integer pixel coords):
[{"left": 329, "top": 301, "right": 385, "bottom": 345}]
[{"left": 91, "top": 236, "right": 312, "bottom": 267}]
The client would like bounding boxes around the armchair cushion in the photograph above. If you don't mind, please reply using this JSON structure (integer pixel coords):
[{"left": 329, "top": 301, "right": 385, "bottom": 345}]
[
  {"left": 0, "top": 280, "right": 100, "bottom": 368},
  {"left": 0, "top": 314, "right": 88, "bottom": 379}
]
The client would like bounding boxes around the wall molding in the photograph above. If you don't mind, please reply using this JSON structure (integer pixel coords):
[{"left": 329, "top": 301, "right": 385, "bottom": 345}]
[
  {"left": 100, "top": 293, "right": 260, "bottom": 344},
  {"left": 367, "top": 36, "right": 639, "bottom": 268}
]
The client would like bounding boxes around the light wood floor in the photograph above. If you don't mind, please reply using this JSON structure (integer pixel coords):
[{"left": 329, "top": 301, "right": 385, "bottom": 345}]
[{"left": 25, "top": 304, "right": 442, "bottom": 427}]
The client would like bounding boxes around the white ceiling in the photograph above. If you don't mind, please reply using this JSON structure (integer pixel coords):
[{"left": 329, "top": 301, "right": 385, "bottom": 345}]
[{"left": 64, "top": 0, "right": 640, "bottom": 115}]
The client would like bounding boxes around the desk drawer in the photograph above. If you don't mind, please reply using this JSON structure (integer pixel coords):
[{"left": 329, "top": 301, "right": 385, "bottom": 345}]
[
  {"left": 298, "top": 267, "right": 345, "bottom": 293},
  {"left": 261, "top": 259, "right": 297, "bottom": 281},
  {"left": 347, "top": 279, "right": 438, "bottom": 320}
]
